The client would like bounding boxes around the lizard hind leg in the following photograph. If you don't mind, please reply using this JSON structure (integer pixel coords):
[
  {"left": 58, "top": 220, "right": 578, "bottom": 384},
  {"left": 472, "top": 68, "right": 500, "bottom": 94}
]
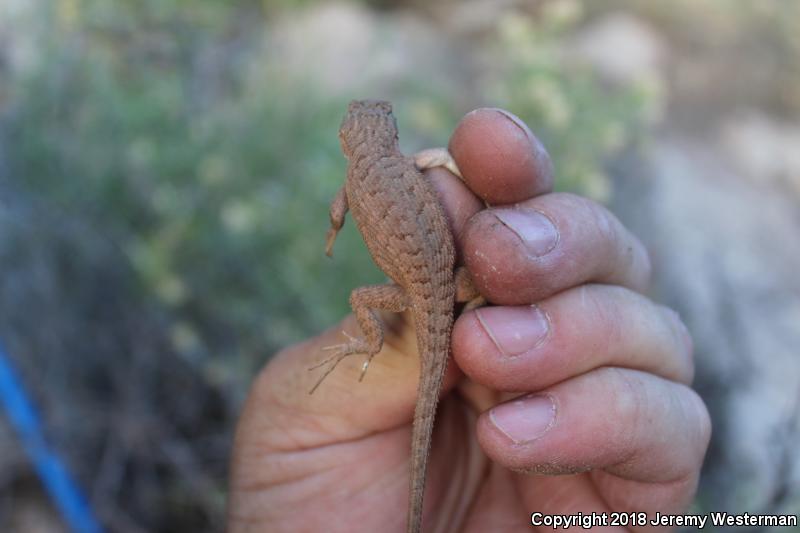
[
  {"left": 309, "top": 283, "right": 409, "bottom": 394},
  {"left": 455, "top": 266, "right": 486, "bottom": 311}
]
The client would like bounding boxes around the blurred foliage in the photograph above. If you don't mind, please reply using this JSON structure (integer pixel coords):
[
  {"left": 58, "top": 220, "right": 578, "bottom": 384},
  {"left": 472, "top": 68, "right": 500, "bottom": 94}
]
[
  {"left": 6, "top": 0, "right": 365, "bottom": 389},
  {"left": 3, "top": 0, "right": 652, "bottom": 389},
  {"left": 487, "top": 2, "right": 658, "bottom": 200}
]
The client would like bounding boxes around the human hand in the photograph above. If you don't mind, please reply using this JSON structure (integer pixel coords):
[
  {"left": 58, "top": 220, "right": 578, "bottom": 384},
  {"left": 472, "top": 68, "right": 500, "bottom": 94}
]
[{"left": 227, "top": 108, "right": 711, "bottom": 532}]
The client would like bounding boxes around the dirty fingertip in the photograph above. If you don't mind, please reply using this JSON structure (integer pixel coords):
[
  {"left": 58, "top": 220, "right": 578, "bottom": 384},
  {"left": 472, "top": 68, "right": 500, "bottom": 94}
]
[{"left": 448, "top": 108, "right": 554, "bottom": 204}]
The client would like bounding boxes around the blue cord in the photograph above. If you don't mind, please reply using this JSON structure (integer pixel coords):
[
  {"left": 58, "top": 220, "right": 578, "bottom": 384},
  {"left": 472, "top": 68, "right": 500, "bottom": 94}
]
[{"left": 0, "top": 342, "right": 103, "bottom": 533}]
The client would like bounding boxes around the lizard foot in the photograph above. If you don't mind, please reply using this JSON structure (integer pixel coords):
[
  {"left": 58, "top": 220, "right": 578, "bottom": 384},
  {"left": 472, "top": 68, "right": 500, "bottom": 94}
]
[
  {"left": 462, "top": 296, "right": 487, "bottom": 312},
  {"left": 308, "top": 332, "right": 376, "bottom": 394},
  {"left": 413, "top": 147, "right": 462, "bottom": 179}
]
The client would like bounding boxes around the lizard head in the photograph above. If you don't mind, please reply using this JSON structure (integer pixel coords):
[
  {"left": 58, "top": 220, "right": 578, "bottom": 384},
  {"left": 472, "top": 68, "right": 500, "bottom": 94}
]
[{"left": 339, "top": 99, "right": 399, "bottom": 158}]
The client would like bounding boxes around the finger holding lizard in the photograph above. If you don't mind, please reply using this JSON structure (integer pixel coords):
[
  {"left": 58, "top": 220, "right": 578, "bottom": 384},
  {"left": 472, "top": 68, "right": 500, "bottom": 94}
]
[{"left": 447, "top": 110, "right": 708, "bottom": 525}]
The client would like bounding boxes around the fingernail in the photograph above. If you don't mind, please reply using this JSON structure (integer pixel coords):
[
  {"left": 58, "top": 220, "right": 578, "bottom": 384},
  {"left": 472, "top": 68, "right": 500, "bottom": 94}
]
[
  {"left": 493, "top": 208, "right": 558, "bottom": 257},
  {"left": 489, "top": 394, "right": 556, "bottom": 444},
  {"left": 475, "top": 305, "right": 550, "bottom": 356},
  {"left": 492, "top": 108, "right": 535, "bottom": 142}
]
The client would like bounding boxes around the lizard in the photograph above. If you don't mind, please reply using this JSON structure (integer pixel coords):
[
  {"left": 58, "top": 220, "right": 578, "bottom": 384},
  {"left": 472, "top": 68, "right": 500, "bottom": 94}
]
[{"left": 311, "top": 99, "right": 480, "bottom": 533}]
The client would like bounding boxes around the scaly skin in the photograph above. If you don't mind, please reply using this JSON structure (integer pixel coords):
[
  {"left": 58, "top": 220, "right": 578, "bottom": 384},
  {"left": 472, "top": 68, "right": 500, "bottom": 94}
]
[{"left": 318, "top": 99, "right": 466, "bottom": 533}]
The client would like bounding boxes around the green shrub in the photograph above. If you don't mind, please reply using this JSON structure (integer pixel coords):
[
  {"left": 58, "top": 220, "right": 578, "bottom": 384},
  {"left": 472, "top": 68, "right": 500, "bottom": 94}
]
[{"left": 4, "top": 0, "right": 651, "bottom": 386}]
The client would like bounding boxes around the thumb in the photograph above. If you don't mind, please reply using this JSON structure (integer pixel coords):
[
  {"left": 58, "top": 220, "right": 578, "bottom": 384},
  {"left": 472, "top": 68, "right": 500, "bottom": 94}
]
[{"left": 233, "top": 311, "right": 459, "bottom": 455}]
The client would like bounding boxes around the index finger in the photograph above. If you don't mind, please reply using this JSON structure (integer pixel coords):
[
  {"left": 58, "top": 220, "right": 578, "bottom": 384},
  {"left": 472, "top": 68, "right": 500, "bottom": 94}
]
[{"left": 448, "top": 108, "right": 554, "bottom": 205}]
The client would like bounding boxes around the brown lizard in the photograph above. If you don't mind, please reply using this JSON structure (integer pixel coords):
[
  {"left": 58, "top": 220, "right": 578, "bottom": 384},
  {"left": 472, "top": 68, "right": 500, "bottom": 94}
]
[{"left": 311, "top": 99, "right": 480, "bottom": 533}]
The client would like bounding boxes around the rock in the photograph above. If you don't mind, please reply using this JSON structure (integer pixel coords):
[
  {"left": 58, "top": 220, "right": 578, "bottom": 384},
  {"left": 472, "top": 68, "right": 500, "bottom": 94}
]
[
  {"left": 0, "top": 0, "right": 45, "bottom": 75},
  {"left": 612, "top": 134, "right": 800, "bottom": 513},
  {"left": 568, "top": 12, "right": 666, "bottom": 86},
  {"left": 719, "top": 110, "right": 800, "bottom": 196},
  {"left": 263, "top": 3, "right": 460, "bottom": 96}
]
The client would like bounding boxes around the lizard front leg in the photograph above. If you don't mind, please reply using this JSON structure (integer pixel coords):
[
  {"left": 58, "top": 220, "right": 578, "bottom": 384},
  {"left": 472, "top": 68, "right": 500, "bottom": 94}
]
[
  {"left": 413, "top": 147, "right": 462, "bottom": 179},
  {"left": 309, "top": 283, "right": 409, "bottom": 394},
  {"left": 325, "top": 185, "right": 348, "bottom": 257},
  {"left": 415, "top": 148, "right": 494, "bottom": 211}
]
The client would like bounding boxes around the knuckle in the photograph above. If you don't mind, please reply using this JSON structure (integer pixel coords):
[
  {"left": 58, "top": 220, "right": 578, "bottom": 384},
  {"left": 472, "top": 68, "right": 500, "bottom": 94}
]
[
  {"left": 639, "top": 242, "right": 653, "bottom": 284},
  {"left": 538, "top": 192, "right": 603, "bottom": 225},
  {"left": 586, "top": 284, "right": 640, "bottom": 344},
  {"left": 687, "top": 387, "right": 713, "bottom": 451},
  {"left": 550, "top": 191, "right": 596, "bottom": 210},
  {"left": 581, "top": 285, "right": 627, "bottom": 350},
  {"left": 610, "top": 367, "right": 647, "bottom": 426},
  {"left": 556, "top": 192, "right": 617, "bottom": 241},
  {"left": 553, "top": 192, "right": 651, "bottom": 288},
  {"left": 662, "top": 305, "right": 695, "bottom": 383}
]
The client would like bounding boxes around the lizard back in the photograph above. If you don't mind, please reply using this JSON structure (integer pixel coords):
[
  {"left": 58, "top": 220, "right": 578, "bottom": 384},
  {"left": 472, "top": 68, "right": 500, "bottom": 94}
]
[
  {"left": 338, "top": 100, "right": 457, "bottom": 533},
  {"left": 339, "top": 100, "right": 455, "bottom": 294}
]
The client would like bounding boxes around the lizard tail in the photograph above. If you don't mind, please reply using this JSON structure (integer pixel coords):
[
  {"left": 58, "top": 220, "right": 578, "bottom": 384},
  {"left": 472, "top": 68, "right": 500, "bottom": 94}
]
[{"left": 407, "top": 311, "right": 453, "bottom": 533}]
